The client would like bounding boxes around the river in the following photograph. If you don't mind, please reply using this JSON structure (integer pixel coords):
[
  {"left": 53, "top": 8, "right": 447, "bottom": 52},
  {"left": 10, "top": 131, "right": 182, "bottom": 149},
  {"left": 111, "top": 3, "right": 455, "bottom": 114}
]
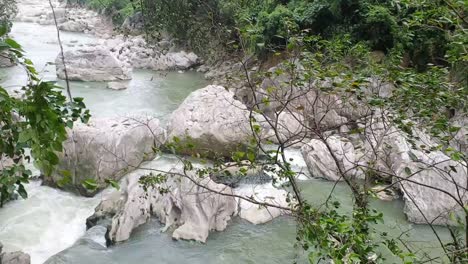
[{"left": 0, "top": 4, "right": 450, "bottom": 264}]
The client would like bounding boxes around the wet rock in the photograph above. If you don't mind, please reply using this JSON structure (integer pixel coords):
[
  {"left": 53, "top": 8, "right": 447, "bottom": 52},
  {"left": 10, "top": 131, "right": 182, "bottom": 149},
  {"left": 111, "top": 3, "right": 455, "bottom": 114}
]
[
  {"left": 87, "top": 169, "right": 237, "bottom": 244},
  {"left": 55, "top": 48, "right": 132, "bottom": 81},
  {"left": 107, "top": 81, "right": 129, "bottom": 90}
]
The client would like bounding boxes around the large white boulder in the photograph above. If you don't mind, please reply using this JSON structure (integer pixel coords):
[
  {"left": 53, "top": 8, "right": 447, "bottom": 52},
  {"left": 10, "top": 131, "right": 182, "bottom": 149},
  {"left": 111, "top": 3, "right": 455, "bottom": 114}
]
[
  {"left": 234, "top": 183, "right": 290, "bottom": 224},
  {"left": 45, "top": 116, "right": 165, "bottom": 196},
  {"left": 301, "top": 136, "right": 361, "bottom": 181},
  {"left": 55, "top": 48, "right": 132, "bottom": 81},
  {"left": 383, "top": 130, "right": 468, "bottom": 225},
  {"left": 88, "top": 169, "right": 237, "bottom": 244},
  {"left": 166, "top": 85, "right": 254, "bottom": 158}
]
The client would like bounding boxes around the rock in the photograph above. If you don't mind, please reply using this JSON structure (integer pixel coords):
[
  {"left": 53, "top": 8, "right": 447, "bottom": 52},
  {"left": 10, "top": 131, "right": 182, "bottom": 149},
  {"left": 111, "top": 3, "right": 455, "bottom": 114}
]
[
  {"left": 153, "top": 51, "right": 199, "bottom": 71},
  {"left": 301, "top": 136, "right": 361, "bottom": 181},
  {"left": 0, "top": 251, "right": 31, "bottom": 264},
  {"left": 450, "top": 113, "right": 467, "bottom": 153},
  {"left": 121, "top": 12, "right": 144, "bottom": 34},
  {"left": 58, "top": 20, "right": 88, "bottom": 32},
  {"left": 0, "top": 52, "right": 15, "bottom": 67},
  {"left": 106, "top": 81, "right": 129, "bottom": 90},
  {"left": 166, "top": 85, "right": 254, "bottom": 158},
  {"left": 80, "top": 226, "right": 108, "bottom": 249},
  {"left": 45, "top": 116, "right": 165, "bottom": 196},
  {"left": 371, "top": 185, "right": 399, "bottom": 201},
  {"left": 360, "top": 121, "right": 467, "bottom": 224},
  {"left": 385, "top": 132, "right": 468, "bottom": 225},
  {"left": 234, "top": 183, "right": 290, "bottom": 224},
  {"left": 210, "top": 161, "right": 271, "bottom": 188},
  {"left": 55, "top": 48, "right": 132, "bottom": 81},
  {"left": 88, "top": 169, "right": 237, "bottom": 244},
  {"left": 270, "top": 111, "right": 305, "bottom": 144},
  {"left": 196, "top": 64, "right": 210, "bottom": 73}
]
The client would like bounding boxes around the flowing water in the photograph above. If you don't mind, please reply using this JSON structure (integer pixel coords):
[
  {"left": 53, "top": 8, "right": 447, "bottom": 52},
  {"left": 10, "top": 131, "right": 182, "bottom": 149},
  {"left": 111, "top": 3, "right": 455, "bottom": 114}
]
[{"left": 0, "top": 6, "right": 450, "bottom": 264}]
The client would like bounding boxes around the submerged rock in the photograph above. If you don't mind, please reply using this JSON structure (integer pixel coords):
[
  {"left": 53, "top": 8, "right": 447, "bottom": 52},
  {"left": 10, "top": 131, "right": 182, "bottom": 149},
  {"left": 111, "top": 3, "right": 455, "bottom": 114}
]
[
  {"left": 87, "top": 169, "right": 237, "bottom": 244},
  {"left": 55, "top": 48, "right": 132, "bottom": 82},
  {"left": 107, "top": 81, "right": 129, "bottom": 90},
  {"left": 166, "top": 85, "right": 254, "bottom": 158},
  {"left": 44, "top": 116, "right": 165, "bottom": 196}
]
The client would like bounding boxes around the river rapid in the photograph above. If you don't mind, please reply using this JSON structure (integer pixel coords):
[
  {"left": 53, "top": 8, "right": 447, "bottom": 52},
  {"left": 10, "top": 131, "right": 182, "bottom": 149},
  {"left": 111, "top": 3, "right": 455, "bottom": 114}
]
[{"left": 0, "top": 2, "right": 450, "bottom": 264}]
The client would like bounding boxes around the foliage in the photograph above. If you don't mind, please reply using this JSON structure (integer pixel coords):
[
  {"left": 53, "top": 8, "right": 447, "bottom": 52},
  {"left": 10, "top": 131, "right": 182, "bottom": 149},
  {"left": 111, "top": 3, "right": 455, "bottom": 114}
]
[
  {"left": 0, "top": 24, "right": 90, "bottom": 205},
  {"left": 67, "top": 0, "right": 137, "bottom": 24},
  {"left": 0, "top": 0, "right": 17, "bottom": 30}
]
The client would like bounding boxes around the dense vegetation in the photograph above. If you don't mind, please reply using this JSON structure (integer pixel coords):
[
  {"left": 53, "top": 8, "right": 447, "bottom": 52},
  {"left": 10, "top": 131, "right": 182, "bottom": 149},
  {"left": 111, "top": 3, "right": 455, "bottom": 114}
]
[{"left": 68, "top": 0, "right": 467, "bottom": 74}]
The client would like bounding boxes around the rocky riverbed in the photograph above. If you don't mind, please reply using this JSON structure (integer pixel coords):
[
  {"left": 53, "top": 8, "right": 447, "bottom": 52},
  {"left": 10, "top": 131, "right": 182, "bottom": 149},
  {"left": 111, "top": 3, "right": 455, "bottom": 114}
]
[{"left": 0, "top": 1, "right": 466, "bottom": 264}]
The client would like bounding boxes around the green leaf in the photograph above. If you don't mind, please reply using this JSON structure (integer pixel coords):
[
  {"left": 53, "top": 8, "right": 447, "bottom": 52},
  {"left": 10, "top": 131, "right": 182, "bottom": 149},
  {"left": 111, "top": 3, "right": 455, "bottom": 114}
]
[
  {"left": 247, "top": 152, "right": 255, "bottom": 162},
  {"left": 5, "top": 38, "right": 22, "bottom": 50},
  {"left": 81, "top": 179, "right": 98, "bottom": 191},
  {"left": 408, "top": 151, "right": 418, "bottom": 162},
  {"left": 17, "top": 184, "right": 28, "bottom": 199},
  {"left": 0, "top": 25, "right": 7, "bottom": 37},
  {"left": 18, "top": 131, "right": 32, "bottom": 143},
  {"left": 404, "top": 167, "right": 412, "bottom": 175},
  {"left": 47, "top": 151, "right": 59, "bottom": 165},
  {"left": 105, "top": 179, "right": 120, "bottom": 190}
]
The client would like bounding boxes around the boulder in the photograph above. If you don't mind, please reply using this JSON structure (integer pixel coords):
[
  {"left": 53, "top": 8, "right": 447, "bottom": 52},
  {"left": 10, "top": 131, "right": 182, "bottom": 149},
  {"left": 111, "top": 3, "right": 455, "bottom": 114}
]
[
  {"left": 166, "top": 85, "right": 254, "bottom": 158},
  {"left": 106, "top": 81, "right": 129, "bottom": 90},
  {"left": 55, "top": 48, "right": 132, "bottom": 81},
  {"left": 234, "top": 183, "right": 290, "bottom": 224},
  {"left": 0, "top": 251, "right": 31, "bottom": 264},
  {"left": 357, "top": 120, "right": 467, "bottom": 224},
  {"left": 301, "top": 136, "right": 361, "bottom": 181},
  {"left": 58, "top": 20, "right": 88, "bottom": 32},
  {"left": 153, "top": 51, "right": 199, "bottom": 71},
  {"left": 87, "top": 169, "right": 237, "bottom": 244},
  {"left": 383, "top": 131, "right": 468, "bottom": 225},
  {"left": 0, "top": 53, "right": 15, "bottom": 67},
  {"left": 45, "top": 116, "right": 165, "bottom": 196}
]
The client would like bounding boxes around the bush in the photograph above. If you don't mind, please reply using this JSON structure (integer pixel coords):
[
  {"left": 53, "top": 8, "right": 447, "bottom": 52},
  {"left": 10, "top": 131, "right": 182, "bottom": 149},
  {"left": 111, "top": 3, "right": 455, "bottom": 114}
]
[{"left": 356, "top": 5, "right": 397, "bottom": 52}]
